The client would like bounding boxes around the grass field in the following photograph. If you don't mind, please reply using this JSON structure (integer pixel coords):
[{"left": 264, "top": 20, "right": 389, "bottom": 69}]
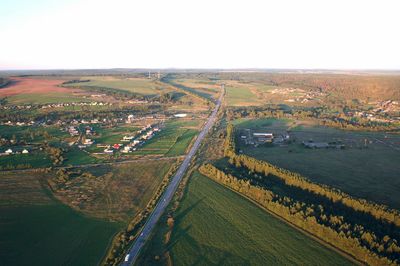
[
  {"left": 53, "top": 160, "right": 174, "bottom": 221},
  {"left": 225, "top": 84, "right": 262, "bottom": 106},
  {"left": 134, "top": 120, "right": 200, "bottom": 156},
  {"left": 235, "top": 118, "right": 400, "bottom": 210},
  {"left": 172, "top": 79, "right": 220, "bottom": 100},
  {"left": 0, "top": 125, "right": 69, "bottom": 141},
  {"left": 7, "top": 92, "right": 88, "bottom": 104},
  {"left": 146, "top": 171, "right": 352, "bottom": 265},
  {"left": 0, "top": 152, "right": 51, "bottom": 169},
  {"left": 64, "top": 148, "right": 101, "bottom": 166},
  {"left": 0, "top": 171, "right": 121, "bottom": 265},
  {"left": 64, "top": 76, "right": 170, "bottom": 96}
]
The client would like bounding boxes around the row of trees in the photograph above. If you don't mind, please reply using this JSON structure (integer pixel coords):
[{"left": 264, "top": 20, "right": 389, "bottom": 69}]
[
  {"left": 43, "top": 144, "right": 64, "bottom": 166},
  {"left": 224, "top": 124, "right": 400, "bottom": 227},
  {"left": 199, "top": 163, "right": 399, "bottom": 265}
]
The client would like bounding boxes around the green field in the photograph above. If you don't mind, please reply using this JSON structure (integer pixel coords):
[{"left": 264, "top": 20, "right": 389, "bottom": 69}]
[
  {"left": 0, "top": 152, "right": 51, "bottom": 169},
  {"left": 0, "top": 125, "right": 69, "bottom": 141},
  {"left": 169, "top": 78, "right": 217, "bottom": 100},
  {"left": 165, "top": 129, "right": 197, "bottom": 156},
  {"left": 151, "top": 172, "right": 352, "bottom": 265},
  {"left": 134, "top": 120, "right": 199, "bottom": 156},
  {"left": 235, "top": 118, "right": 400, "bottom": 210},
  {"left": 7, "top": 92, "right": 89, "bottom": 105},
  {"left": 65, "top": 77, "right": 169, "bottom": 96},
  {"left": 0, "top": 171, "right": 121, "bottom": 265},
  {"left": 91, "top": 125, "right": 138, "bottom": 145},
  {"left": 225, "top": 85, "right": 261, "bottom": 106},
  {"left": 64, "top": 148, "right": 100, "bottom": 166}
]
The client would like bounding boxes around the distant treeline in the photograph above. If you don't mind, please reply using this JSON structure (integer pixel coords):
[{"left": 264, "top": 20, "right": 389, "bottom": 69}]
[
  {"left": 0, "top": 77, "right": 10, "bottom": 88},
  {"left": 226, "top": 106, "right": 400, "bottom": 132},
  {"left": 62, "top": 79, "right": 91, "bottom": 84},
  {"left": 216, "top": 72, "right": 400, "bottom": 102}
]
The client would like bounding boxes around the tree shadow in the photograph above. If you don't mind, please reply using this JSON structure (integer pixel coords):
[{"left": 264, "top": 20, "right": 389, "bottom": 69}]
[{"left": 174, "top": 197, "right": 204, "bottom": 226}]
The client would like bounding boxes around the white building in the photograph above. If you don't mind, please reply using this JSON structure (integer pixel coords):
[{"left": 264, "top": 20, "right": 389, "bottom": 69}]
[
  {"left": 5, "top": 148, "right": 13, "bottom": 154},
  {"left": 174, "top": 113, "right": 187, "bottom": 118},
  {"left": 22, "top": 149, "right": 29, "bottom": 154}
]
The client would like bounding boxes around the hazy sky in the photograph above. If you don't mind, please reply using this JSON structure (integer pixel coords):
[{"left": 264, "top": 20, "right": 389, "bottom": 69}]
[{"left": 1, "top": 0, "right": 399, "bottom": 70}]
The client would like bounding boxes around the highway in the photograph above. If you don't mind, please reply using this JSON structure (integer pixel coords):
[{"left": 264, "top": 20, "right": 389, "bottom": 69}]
[{"left": 122, "top": 87, "right": 224, "bottom": 265}]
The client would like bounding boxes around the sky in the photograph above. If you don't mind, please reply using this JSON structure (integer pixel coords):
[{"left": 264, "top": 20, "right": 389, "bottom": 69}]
[{"left": 0, "top": 0, "right": 399, "bottom": 70}]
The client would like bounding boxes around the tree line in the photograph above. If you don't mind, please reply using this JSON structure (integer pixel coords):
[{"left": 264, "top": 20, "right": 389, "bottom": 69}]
[
  {"left": 199, "top": 163, "right": 399, "bottom": 265},
  {"left": 226, "top": 106, "right": 400, "bottom": 132}
]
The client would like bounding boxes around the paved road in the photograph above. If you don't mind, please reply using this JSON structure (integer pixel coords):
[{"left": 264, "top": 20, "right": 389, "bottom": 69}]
[{"left": 122, "top": 87, "right": 224, "bottom": 265}]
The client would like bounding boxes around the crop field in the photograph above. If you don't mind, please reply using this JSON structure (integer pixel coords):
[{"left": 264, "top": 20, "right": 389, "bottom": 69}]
[
  {"left": 64, "top": 76, "right": 172, "bottom": 96},
  {"left": 0, "top": 77, "right": 88, "bottom": 104},
  {"left": 173, "top": 78, "right": 221, "bottom": 100},
  {"left": 134, "top": 120, "right": 200, "bottom": 156},
  {"left": 224, "top": 82, "right": 263, "bottom": 106},
  {"left": 91, "top": 124, "right": 139, "bottom": 145},
  {"left": 235, "top": 118, "right": 400, "bottom": 210},
  {"left": 0, "top": 125, "right": 69, "bottom": 141},
  {"left": 0, "top": 171, "right": 121, "bottom": 265},
  {"left": 152, "top": 171, "right": 352, "bottom": 265},
  {"left": 64, "top": 148, "right": 101, "bottom": 166},
  {"left": 0, "top": 152, "right": 51, "bottom": 169}
]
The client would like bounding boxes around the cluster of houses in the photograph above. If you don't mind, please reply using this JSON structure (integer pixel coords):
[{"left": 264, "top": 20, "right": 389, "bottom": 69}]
[
  {"left": 67, "top": 125, "right": 95, "bottom": 137},
  {"left": 302, "top": 140, "right": 345, "bottom": 149},
  {"left": 241, "top": 131, "right": 290, "bottom": 146},
  {"left": 100, "top": 124, "right": 161, "bottom": 154},
  {"left": 0, "top": 101, "right": 111, "bottom": 111},
  {"left": 0, "top": 148, "right": 29, "bottom": 156},
  {"left": 1, "top": 121, "right": 36, "bottom": 126}
]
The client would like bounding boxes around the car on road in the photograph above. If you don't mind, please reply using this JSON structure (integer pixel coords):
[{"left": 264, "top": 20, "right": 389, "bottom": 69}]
[{"left": 124, "top": 254, "right": 130, "bottom": 262}]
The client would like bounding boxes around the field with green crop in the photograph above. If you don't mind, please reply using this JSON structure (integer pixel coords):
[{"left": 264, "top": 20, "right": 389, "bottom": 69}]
[
  {"left": 172, "top": 78, "right": 220, "bottom": 100},
  {"left": 134, "top": 120, "right": 200, "bottom": 156},
  {"left": 225, "top": 84, "right": 262, "bottom": 106},
  {"left": 235, "top": 118, "right": 400, "bottom": 210},
  {"left": 91, "top": 124, "right": 139, "bottom": 145},
  {"left": 64, "top": 76, "right": 170, "bottom": 96},
  {"left": 141, "top": 171, "right": 352, "bottom": 265},
  {"left": 0, "top": 171, "right": 121, "bottom": 265},
  {"left": 64, "top": 148, "right": 101, "bottom": 166},
  {"left": 0, "top": 152, "right": 51, "bottom": 169},
  {"left": 7, "top": 92, "right": 89, "bottom": 105}
]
